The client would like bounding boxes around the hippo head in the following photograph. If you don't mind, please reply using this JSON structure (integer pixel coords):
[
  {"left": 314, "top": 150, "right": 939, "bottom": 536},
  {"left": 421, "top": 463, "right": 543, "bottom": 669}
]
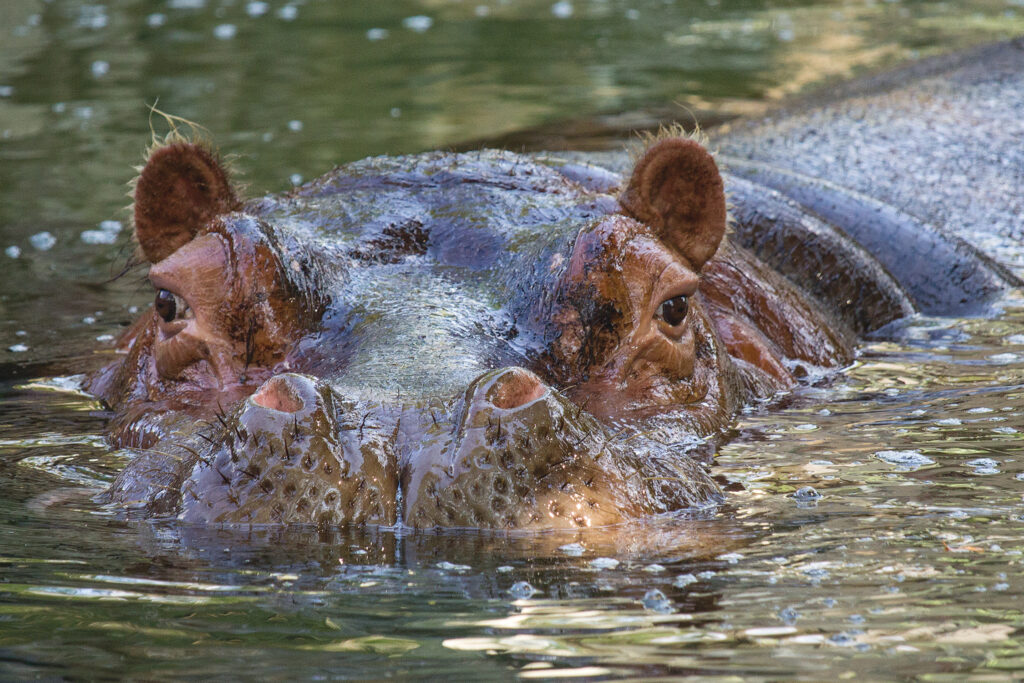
[
  {"left": 89, "top": 141, "right": 327, "bottom": 444},
  {"left": 534, "top": 138, "right": 735, "bottom": 423},
  {"left": 92, "top": 133, "right": 843, "bottom": 529}
]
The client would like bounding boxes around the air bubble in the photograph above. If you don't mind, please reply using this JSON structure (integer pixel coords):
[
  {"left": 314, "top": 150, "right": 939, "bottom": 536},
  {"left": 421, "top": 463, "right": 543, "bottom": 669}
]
[
  {"left": 642, "top": 589, "right": 672, "bottom": 613},
  {"left": 508, "top": 581, "right": 535, "bottom": 599}
]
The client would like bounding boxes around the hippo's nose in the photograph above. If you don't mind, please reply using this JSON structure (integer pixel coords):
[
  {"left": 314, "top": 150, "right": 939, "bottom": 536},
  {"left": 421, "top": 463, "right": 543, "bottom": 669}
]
[
  {"left": 247, "top": 373, "right": 323, "bottom": 418},
  {"left": 483, "top": 367, "right": 547, "bottom": 410},
  {"left": 251, "top": 374, "right": 306, "bottom": 413}
]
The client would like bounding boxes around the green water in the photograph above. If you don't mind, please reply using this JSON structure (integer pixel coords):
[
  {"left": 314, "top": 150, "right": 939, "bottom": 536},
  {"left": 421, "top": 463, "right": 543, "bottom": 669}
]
[{"left": 2, "top": 0, "right": 1024, "bottom": 679}]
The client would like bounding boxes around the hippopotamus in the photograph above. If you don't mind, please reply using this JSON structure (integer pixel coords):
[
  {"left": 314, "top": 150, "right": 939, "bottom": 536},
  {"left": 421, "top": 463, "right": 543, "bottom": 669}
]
[{"left": 87, "top": 39, "right": 1023, "bottom": 530}]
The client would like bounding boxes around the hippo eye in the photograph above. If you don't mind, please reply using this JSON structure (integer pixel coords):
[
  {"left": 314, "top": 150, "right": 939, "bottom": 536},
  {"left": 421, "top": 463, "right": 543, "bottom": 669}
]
[
  {"left": 154, "top": 288, "right": 189, "bottom": 323},
  {"left": 656, "top": 294, "right": 689, "bottom": 327}
]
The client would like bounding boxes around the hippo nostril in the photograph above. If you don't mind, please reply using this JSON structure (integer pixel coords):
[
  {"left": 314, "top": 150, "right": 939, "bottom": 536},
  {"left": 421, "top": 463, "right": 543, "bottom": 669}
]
[
  {"left": 251, "top": 375, "right": 305, "bottom": 413},
  {"left": 487, "top": 368, "right": 547, "bottom": 410}
]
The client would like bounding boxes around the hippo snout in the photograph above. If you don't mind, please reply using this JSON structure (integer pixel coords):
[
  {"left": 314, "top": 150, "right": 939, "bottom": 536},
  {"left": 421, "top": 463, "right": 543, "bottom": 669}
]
[
  {"left": 480, "top": 367, "right": 547, "bottom": 410},
  {"left": 180, "top": 373, "right": 398, "bottom": 526}
]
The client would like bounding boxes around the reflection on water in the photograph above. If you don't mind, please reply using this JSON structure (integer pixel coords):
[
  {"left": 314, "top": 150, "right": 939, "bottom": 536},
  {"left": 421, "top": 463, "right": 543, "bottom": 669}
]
[
  {"left": 5, "top": 312, "right": 1024, "bottom": 678},
  {"left": 3, "top": 0, "right": 1024, "bottom": 679}
]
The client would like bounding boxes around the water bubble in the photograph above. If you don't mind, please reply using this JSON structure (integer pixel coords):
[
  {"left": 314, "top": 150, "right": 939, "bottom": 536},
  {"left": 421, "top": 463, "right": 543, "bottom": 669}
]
[
  {"left": 589, "top": 557, "right": 619, "bottom": 570},
  {"left": 794, "top": 423, "right": 817, "bottom": 431},
  {"left": 390, "top": 107, "right": 402, "bottom": 118},
  {"left": 29, "top": 232, "right": 56, "bottom": 251},
  {"left": 910, "top": 409, "right": 927, "bottom": 416},
  {"left": 213, "top": 24, "right": 237, "bottom": 40},
  {"left": 277, "top": 5, "right": 298, "bottom": 21},
  {"left": 15, "top": 331, "right": 26, "bottom": 337},
  {"left": 95, "top": 334, "right": 114, "bottom": 343},
  {"left": 288, "top": 119, "right": 303, "bottom": 132},
  {"left": 0, "top": 86, "right": 13, "bottom": 98},
  {"left": 475, "top": 6, "right": 491, "bottom": 17},
  {"left": 90, "top": 60, "right": 109, "bottom": 78},
  {"left": 5, "top": 245, "right": 21, "bottom": 259},
  {"left": 874, "top": 450, "right": 935, "bottom": 470},
  {"left": 642, "top": 589, "right": 673, "bottom": 613},
  {"left": 849, "top": 614, "right": 865, "bottom": 624},
  {"left": 993, "top": 427, "right": 1018, "bottom": 434},
  {"left": 147, "top": 13, "right": 167, "bottom": 27},
  {"left": 7, "top": 344, "right": 28, "bottom": 353},
  {"left": 791, "top": 486, "right": 821, "bottom": 503},
  {"left": 435, "top": 561, "right": 470, "bottom": 572},
  {"left": 966, "top": 458, "right": 1000, "bottom": 474},
  {"left": 81, "top": 230, "right": 117, "bottom": 245},
  {"left": 818, "top": 408, "right": 832, "bottom": 416},
  {"left": 289, "top": 174, "right": 303, "bottom": 186},
  {"left": 968, "top": 407, "right": 994, "bottom": 414},
  {"left": 643, "top": 564, "right": 666, "bottom": 573},
  {"left": 697, "top": 570, "right": 715, "bottom": 580},
  {"left": 829, "top": 632, "right": 856, "bottom": 646},
  {"left": 403, "top": 15, "right": 433, "bottom": 32},
  {"left": 994, "top": 583, "right": 1010, "bottom": 591},
  {"left": 778, "top": 607, "right": 799, "bottom": 624},
  {"left": 822, "top": 597, "right": 837, "bottom": 608},
  {"left": 508, "top": 581, "right": 535, "bottom": 599},
  {"left": 673, "top": 573, "right": 697, "bottom": 588},
  {"left": 76, "top": 5, "right": 109, "bottom": 29},
  {"left": 496, "top": 565, "right": 513, "bottom": 573},
  {"left": 551, "top": 1, "right": 573, "bottom": 18},
  {"left": 989, "top": 353, "right": 1019, "bottom": 364},
  {"left": 804, "top": 568, "right": 830, "bottom": 580},
  {"left": 625, "top": 8, "right": 640, "bottom": 19},
  {"left": 559, "top": 542, "right": 585, "bottom": 556},
  {"left": 246, "top": 1, "right": 269, "bottom": 17},
  {"left": 366, "top": 28, "right": 389, "bottom": 41},
  {"left": 934, "top": 418, "right": 962, "bottom": 426},
  {"left": 717, "top": 552, "right": 743, "bottom": 564},
  {"left": 82, "top": 316, "right": 96, "bottom": 325}
]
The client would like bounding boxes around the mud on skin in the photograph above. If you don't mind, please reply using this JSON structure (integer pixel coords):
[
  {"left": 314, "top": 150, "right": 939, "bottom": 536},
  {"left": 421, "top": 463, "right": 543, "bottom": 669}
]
[{"left": 89, "top": 112, "right": 1017, "bottom": 529}]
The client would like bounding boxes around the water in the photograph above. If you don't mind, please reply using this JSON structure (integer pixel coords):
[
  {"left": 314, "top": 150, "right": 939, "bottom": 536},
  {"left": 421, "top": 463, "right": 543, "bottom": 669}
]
[{"left": 3, "top": 0, "right": 1024, "bottom": 679}]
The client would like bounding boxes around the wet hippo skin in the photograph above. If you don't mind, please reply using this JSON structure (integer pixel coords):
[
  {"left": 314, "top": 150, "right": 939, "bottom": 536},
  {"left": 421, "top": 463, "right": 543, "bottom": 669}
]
[{"left": 87, "top": 40, "right": 1023, "bottom": 529}]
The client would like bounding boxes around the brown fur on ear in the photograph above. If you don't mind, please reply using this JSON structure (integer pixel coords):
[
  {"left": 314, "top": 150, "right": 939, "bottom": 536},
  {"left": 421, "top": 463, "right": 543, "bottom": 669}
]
[
  {"left": 619, "top": 137, "right": 726, "bottom": 271},
  {"left": 133, "top": 142, "right": 241, "bottom": 263}
]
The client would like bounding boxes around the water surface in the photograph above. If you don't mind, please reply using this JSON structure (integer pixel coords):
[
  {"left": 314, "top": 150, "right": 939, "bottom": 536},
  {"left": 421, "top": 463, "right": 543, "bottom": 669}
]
[{"left": 3, "top": 0, "right": 1024, "bottom": 679}]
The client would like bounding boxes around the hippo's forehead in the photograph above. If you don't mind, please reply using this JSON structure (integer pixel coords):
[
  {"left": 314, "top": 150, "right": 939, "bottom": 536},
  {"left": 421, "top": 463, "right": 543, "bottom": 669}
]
[
  {"left": 324, "top": 264, "right": 524, "bottom": 401},
  {"left": 258, "top": 150, "right": 619, "bottom": 268}
]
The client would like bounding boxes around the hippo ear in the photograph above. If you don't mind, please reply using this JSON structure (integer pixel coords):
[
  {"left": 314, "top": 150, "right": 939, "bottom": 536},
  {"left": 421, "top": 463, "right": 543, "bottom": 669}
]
[
  {"left": 133, "top": 142, "right": 240, "bottom": 263},
  {"left": 619, "top": 137, "right": 726, "bottom": 270}
]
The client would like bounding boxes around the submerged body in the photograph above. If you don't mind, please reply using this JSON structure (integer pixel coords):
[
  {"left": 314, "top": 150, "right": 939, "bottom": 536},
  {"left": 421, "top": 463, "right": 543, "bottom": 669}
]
[{"left": 88, "top": 41, "right": 1023, "bottom": 529}]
